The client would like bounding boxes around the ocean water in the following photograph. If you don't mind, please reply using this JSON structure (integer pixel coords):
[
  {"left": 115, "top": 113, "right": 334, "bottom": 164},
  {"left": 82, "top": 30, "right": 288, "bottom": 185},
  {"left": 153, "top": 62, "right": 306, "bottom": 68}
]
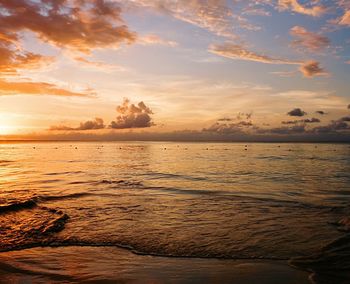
[{"left": 0, "top": 142, "right": 349, "bottom": 283}]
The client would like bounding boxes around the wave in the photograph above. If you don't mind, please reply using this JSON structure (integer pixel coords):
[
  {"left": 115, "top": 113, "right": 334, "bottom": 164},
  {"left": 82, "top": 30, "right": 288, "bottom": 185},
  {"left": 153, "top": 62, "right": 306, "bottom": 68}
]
[
  {"left": 45, "top": 171, "right": 83, "bottom": 176},
  {"left": 0, "top": 192, "right": 93, "bottom": 214},
  {"left": 0, "top": 199, "right": 37, "bottom": 214},
  {"left": 0, "top": 235, "right": 287, "bottom": 261},
  {"left": 98, "top": 179, "right": 143, "bottom": 187},
  {"left": 289, "top": 217, "right": 350, "bottom": 284},
  {"left": 0, "top": 160, "right": 13, "bottom": 165},
  {"left": 141, "top": 185, "right": 347, "bottom": 212},
  {"left": 0, "top": 196, "right": 70, "bottom": 253},
  {"left": 144, "top": 172, "right": 207, "bottom": 182},
  {"left": 0, "top": 259, "right": 76, "bottom": 282},
  {"left": 39, "top": 192, "right": 93, "bottom": 201}
]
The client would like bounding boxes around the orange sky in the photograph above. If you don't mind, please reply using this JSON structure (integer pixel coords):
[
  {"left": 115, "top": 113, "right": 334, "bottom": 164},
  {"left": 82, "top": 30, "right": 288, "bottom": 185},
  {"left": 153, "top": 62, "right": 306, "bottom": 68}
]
[{"left": 0, "top": 0, "right": 349, "bottom": 141}]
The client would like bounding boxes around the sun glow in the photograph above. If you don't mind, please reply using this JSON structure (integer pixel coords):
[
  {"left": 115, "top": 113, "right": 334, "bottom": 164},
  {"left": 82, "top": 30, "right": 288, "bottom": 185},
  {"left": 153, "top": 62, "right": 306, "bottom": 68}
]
[
  {"left": 0, "top": 114, "right": 18, "bottom": 135},
  {"left": 0, "top": 126, "right": 16, "bottom": 135}
]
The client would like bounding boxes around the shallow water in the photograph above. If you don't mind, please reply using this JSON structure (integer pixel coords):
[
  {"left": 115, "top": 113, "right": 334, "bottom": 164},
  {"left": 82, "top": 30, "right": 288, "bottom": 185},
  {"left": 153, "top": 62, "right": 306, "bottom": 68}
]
[{"left": 0, "top": 142, "right": 350, "bottom": 282}]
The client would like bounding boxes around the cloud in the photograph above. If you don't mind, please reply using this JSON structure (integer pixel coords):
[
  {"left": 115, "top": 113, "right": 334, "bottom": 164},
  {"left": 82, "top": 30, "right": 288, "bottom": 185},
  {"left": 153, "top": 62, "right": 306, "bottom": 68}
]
[
  {"left": 282, "top": 118, "right": 320, "bottom": 124},
  {"left": 0, "top": 79, "right": 93, "bottom": 97},
  {"left": 50, "top": 99, "right": 155, "bottom": 131},
  {"left": 277, "top": 0, "right": 327, "bottom": 17},
  {"left": 203, "top": 113, "right": 255, "bottom": 134},
  {"left": 138, "top": 34, "right": 178, "bottom": 47},
  {"left": 192, "top": 112, "right": 348, "bottom": 137},
  {"left": 203, "top": 121, "right": 253, "bottom": 134},
  {"left": 0, "top": 40, "right": 53, "bottom": 75},
  {"left": 242, "top": 6, "right": 271, "bottom": 16},
  {"left": 299, "top": 61, "right": 328, "bottom": 78},
  {"left": 209, "top": 43, "right": 300, "bottom": 64},
  {"left": 217, "top": 118, "right": 233, "bottom": 122},
  {"left": 339, "top": 10, "right": 350, "bottom": 26},
  {"left": 50, "top": 118, "right": 105, "bottom": 131},
  {"left": 110, "top": 98, "right": 154, "bottom": 129},
  {"left": 122, "top": 0, "right": 238, "bottom": 39},
  {"left": 290, "top": 26, "right": 330, "bottom": 52},
  {"left": 209, "top": 43, "right": 327, "bottom": 78},
  {"left": 0, "top": 0, "right": 135, "bottom": 98},
  {"left": 0, "top": 0, "right": 136, "bottom": 53},
  {"left": 73, "top": 57, "right": 126, "bottom": 72},
  {"left": 340, "top": 116, "right": 350, "bottom": 122},
  {"left": 287, "top": 108, "right": 307, "bottom": 117},
  {"left": 313, "top": 120, "right": 350, "bottom": 133},
  {"left": 267, "top": 124, "right": 307, "bottom": 134}
]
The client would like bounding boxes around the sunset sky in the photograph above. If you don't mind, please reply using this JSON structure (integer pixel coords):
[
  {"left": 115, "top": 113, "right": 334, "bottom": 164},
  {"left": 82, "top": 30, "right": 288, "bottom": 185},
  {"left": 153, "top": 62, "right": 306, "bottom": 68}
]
[{"left": 0, "top": 0, "right": 349, "bottom": 141}]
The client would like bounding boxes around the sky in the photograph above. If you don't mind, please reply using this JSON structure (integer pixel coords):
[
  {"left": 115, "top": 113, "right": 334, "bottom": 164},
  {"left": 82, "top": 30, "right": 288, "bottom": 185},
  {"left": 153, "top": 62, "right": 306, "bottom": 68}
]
[{"left": 0, "top": 0, "right": 350, "bottom": 141}]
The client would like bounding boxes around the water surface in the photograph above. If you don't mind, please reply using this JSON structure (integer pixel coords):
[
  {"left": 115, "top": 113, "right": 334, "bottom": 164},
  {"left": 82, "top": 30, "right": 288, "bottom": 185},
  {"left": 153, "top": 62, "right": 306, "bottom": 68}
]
[{"left": 1, "top": 142, "right": 349, "bottom": 282}]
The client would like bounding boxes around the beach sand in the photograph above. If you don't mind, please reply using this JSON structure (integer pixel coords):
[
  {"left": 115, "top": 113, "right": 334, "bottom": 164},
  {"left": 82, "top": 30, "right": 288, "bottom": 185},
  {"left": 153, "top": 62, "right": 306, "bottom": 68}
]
[{"left": 0, "top": 246, "right": 310, "bottom": 283}]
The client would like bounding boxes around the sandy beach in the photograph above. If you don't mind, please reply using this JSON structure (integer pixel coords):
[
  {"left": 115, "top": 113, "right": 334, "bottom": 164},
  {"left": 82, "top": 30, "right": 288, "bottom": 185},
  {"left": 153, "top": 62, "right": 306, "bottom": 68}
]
[{"left": 0, "top": 246, "right": 310, "bottom": 283}]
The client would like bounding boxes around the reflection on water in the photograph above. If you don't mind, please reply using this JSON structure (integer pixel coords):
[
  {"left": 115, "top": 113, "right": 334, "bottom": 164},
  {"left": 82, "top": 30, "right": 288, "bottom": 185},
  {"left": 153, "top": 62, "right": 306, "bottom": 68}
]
[{"left": 0, "top": 142, "right": 350, "bottom": 282}]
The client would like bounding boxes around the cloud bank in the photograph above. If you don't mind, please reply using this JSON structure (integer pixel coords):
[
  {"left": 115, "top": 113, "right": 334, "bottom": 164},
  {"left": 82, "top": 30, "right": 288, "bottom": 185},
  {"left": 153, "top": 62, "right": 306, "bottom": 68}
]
[
  {"left": 50, "top": 99, "right": 155, "bottom": 131},
  {"left": 50, "top": 118, "right": 105, "bottom": 131}
]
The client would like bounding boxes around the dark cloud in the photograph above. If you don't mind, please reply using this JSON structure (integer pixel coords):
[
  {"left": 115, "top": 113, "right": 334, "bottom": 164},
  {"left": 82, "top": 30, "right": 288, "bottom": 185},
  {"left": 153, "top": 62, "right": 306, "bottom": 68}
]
[
  {"left": 282, "top": 118, "right": 320, "bottom": 124},
  {"left": 50, "top": 118, "right": 105, "bottom": 131},
  {"left": 203, "top": 121, "right": 253, "bottom": 134},
  {"left": 237, "top": 112, "right": 253, "bottom": 120},
  {"left": 259, "top": 125, "right": 307, "bottom": 135},
  {"left": 299, "top": 61, "right": 327, "bottom": 78},
  {"left": 217, "top": 118, "right": 233, "bottom": 122},
  {"left": 203, "top": 113, "right": 255, "bottom": 134},
  {"left": 313, "top": 121, "right": 350, "bottom": 133},
  {"left": 50, "top": 99, "right": 154, "bottom": 131},
  {"left": 315, "top": 110, "right": 326, "bottom": 115},
  {"left": 304, "top": 118, "right": 321, "bottom": 123},
  {"left": 340, "top": 116, "right": 350, "bottom": 122},
  {"left": 110, "top": 99, "right": 154, "bottom": 129},
  {"left": 287, "top": 108, "right": 307, "bottom": 117}
]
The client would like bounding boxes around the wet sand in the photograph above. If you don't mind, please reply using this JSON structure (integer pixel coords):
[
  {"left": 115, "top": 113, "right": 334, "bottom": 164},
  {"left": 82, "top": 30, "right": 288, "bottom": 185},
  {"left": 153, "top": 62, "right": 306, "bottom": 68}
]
[{"left": 0, "top": 246, "right": 310, "bottom": 283}]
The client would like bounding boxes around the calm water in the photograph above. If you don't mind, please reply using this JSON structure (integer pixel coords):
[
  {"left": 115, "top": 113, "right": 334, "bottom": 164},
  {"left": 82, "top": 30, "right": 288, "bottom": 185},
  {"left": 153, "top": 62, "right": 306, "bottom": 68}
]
[{"left": 0, "top": 142, "right": 350, "bottom": 283}]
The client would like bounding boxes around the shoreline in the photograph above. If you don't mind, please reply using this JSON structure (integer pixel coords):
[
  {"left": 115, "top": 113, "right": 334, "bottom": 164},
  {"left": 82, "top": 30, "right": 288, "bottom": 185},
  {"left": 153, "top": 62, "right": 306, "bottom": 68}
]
[{"left": 0, "top": 246, "right": 310, "bottom": 283}]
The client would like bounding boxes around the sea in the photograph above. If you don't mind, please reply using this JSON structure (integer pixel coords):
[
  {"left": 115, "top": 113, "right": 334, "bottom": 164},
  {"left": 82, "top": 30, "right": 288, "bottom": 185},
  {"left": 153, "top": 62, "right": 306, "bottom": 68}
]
[{"left": 0, "top": 142, "right": 349, "bottom": 283}]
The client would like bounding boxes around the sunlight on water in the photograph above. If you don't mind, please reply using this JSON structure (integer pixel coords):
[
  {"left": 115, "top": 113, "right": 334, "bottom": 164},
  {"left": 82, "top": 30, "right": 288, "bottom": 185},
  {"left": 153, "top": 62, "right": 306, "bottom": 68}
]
[{"left": 0, "top": 142, "right": 349, "bottom": 282}]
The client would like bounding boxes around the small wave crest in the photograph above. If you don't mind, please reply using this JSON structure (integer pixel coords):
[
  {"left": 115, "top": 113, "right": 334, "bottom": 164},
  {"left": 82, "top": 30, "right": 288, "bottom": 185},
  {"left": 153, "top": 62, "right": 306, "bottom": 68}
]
[
  {"left": 290, "top": 216, "right": 350, "bottom": 283},
  {"left": 0, "top": 198, "right": 69, "bottom": 253},
  {"left": 98, "top": 179, "right": 143, "bottom": 187},
  {"left": 0, "top": 199, "right": 37, "bottom": 214}
]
